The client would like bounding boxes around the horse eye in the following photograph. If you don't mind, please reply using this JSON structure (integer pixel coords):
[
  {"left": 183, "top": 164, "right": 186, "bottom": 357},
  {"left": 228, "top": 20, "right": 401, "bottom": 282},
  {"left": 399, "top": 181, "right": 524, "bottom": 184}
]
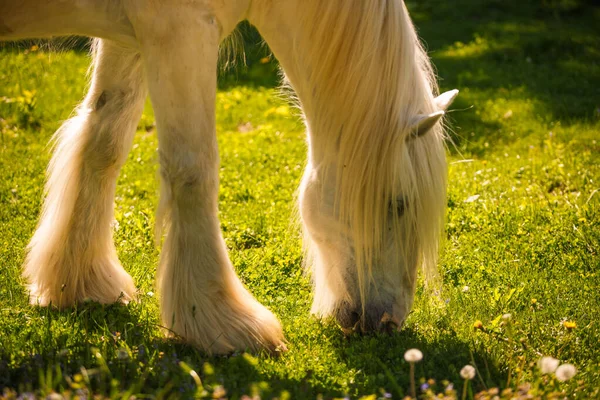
[{"left": 389, "top": 198, "right": 407, "bottom": 217}]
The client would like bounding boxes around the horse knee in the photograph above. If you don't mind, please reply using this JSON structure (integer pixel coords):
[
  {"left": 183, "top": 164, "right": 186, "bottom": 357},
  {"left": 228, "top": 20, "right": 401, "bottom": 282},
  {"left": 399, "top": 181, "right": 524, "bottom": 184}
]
[{"left": 159, "top": 149, "right": 218, "bottom": 197}]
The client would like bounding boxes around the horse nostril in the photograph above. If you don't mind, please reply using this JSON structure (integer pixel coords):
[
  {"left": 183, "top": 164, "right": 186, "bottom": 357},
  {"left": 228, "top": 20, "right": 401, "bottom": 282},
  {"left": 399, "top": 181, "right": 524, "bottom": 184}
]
[
  {"left": 380, "top": 312, "right": 402, "bottom": 334},
  {"left": 359, "top": 308, "right": 403, "bottom": 334},
  {"left": 336, "top": 303, "right": 404, "bottom": 335},
  {"left": 335, "top": 303, "right": 361, "bottom": 334}
]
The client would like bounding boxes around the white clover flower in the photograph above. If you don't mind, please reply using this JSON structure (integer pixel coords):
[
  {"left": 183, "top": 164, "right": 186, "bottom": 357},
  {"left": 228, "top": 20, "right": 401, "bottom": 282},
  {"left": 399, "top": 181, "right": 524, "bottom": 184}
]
[
  {"left": 462, "top": 286, "right": 469, "bottom": 292},
  {"left": 538, "top": 356, "right": 560, "bottom": 374},
  {"left": 555, "top": 364, "right": 577, "bottom": 382},
  {"left": 404, "top": 348, "right": 423, "bottom": 363},
  {"left": 460, "top": 365, "right": 476, "bottom": 380},
  {"left": 501, "top": 313, "right": 512, "bottom": 321}
]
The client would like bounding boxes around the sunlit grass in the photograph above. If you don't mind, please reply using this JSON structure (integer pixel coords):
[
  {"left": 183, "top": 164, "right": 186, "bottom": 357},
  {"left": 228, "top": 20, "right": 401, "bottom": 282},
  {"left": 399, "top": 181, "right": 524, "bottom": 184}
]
[{"left": 1, "top": 2, "right": 599, "bottom": 398}]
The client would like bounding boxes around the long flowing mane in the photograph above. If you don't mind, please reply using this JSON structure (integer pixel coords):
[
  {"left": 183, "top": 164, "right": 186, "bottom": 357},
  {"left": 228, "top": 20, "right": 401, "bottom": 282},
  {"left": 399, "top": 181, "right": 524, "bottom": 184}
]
[{"left": 290, "top": 0, "right": 448, "bottom": 312}]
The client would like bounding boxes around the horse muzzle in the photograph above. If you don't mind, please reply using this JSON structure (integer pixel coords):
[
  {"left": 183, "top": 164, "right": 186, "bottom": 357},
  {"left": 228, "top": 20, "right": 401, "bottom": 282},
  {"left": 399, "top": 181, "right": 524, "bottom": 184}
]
[{"left": 335, "top": 301, "right": 405, "bottom": 335}]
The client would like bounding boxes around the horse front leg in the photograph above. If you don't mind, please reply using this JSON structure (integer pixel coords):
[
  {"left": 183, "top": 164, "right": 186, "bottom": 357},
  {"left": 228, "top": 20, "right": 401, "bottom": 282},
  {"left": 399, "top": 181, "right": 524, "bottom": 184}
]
[
  {"left": 136, "top": 9, "right": 284, "bottom": 354},
  {"left": 25, "top": 40, "right": 146, "bottom": 307}
]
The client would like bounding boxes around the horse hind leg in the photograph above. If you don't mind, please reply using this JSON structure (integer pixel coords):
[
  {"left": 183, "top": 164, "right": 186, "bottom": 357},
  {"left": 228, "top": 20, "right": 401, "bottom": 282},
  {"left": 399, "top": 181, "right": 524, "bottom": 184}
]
[{"left": 24, "top": 39, "right": 147, "bottom": 307}]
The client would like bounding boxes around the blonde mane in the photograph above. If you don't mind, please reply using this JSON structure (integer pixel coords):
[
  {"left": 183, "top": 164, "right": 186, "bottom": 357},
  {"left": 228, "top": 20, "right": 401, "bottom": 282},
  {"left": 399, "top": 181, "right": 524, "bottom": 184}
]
[{"left": 288, "top": 0, "right": 448, "bottom": 310}]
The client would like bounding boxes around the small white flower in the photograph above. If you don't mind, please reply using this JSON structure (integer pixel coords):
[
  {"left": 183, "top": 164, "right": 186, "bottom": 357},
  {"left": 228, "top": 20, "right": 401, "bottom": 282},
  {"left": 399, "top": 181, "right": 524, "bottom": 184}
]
[
  {"left": 460, "top": 365, "right": 476, "bottom": 380},
  {"left": 501, "top": 313, "right": 512, "bottom": 321},
  {"left": 462, "top": 286, "right": 469, "bottom": 292},
  {"left": 404, "top": 348, "right": 423, "bottom": 363},
  {"left": 147, "top": 291, "right": 154, "bottom": 297},
  {"left": 538, "top": 356, "right": 560, "bottom": 374},
  {"left": 555, "top": 364, "right": 577, "bottom": 382}
]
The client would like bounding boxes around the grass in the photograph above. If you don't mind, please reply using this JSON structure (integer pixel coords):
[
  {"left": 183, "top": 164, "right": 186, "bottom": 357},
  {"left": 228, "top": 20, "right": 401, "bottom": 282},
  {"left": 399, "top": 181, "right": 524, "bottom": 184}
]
[{"left": 1, "top": 1, "right": 599, "bottom": 398}]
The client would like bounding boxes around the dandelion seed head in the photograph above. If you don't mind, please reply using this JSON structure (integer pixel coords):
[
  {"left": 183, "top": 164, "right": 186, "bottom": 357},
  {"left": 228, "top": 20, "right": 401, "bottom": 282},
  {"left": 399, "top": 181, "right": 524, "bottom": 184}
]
[
  {"left": 404, "top": 348, "right": 423, "bottom": 363},
  {"left": 460, "top": 365, "right": 476, "bottom": 380},
  {"left": 555, "top": 363, "right": 577, "bottom": 382},
  {"left": 538, "top": 356, "right": 559, "bottom": 374}
]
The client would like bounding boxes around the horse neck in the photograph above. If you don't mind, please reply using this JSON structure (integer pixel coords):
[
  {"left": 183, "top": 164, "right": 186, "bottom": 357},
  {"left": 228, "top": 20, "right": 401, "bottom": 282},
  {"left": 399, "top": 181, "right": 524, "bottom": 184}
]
[{"left": 248, "top": 0, "right": 434, "bottom": 168}]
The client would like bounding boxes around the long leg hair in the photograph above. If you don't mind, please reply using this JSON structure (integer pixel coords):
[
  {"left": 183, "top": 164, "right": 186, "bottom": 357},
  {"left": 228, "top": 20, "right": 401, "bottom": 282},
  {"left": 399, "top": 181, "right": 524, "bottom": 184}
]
[{"left": 24, "top": 39, "right": 146, "bottom": 306}]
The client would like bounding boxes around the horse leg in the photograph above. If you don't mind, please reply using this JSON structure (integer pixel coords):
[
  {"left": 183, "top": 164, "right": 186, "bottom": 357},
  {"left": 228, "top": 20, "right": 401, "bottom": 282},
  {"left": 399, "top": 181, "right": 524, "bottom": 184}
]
[
  {"left": 135, "top": 9, "right": 284, "bottom": 354},
  {"left": 24, "top": 39, "right": 146, "bottom": 307}
]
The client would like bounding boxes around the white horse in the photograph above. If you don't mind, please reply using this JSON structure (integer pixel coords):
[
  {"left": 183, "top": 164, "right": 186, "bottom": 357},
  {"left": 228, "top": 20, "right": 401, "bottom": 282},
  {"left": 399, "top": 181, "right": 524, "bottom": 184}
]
[{"left": 1, "top": 0, "right": 457, "bottom": 354}]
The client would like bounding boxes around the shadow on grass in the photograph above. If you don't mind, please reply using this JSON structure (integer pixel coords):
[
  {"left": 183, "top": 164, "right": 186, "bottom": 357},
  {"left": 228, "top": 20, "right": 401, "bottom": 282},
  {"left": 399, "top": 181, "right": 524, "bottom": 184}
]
[
  {"left": 332, "top": 325, "right": 504, "bottom": 397},
  {"left": 0, "top": 301, "right": 330, "bottom": 398},
  {"left": 0, "top": 298, "right": 500, "bottom": 398}
]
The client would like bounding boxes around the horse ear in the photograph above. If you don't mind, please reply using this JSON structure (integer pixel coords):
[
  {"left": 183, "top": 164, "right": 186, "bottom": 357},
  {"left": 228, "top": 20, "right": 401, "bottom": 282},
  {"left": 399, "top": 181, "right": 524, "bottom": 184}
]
[
  {"left": 410, "top": 111, "right": 444, "bottom": 138},
  {"left": 435, "top": 89, "right": 459, "bottom": 111},
  {"left": 410, "top": 89, "right": 459, "bottom": 138}
]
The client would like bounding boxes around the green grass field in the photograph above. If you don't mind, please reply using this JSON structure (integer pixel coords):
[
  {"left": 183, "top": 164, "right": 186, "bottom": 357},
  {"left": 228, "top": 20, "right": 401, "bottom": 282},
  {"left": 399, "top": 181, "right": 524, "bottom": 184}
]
[{"left": 1, "top": 1, "right": 599, "bottom": 399}]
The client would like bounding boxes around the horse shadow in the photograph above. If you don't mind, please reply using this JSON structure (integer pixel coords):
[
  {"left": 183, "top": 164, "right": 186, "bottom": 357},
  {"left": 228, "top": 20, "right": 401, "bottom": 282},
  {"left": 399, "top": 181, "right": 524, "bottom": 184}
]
[
  {"left": 0, "top": 299, "right": 332, "bottom": 397},
  {"left": 329, "top": 325, "right": 503, "bottom": 397},
  {"left": 0, "top": 298, "right": 501, "bottom": 398}
]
